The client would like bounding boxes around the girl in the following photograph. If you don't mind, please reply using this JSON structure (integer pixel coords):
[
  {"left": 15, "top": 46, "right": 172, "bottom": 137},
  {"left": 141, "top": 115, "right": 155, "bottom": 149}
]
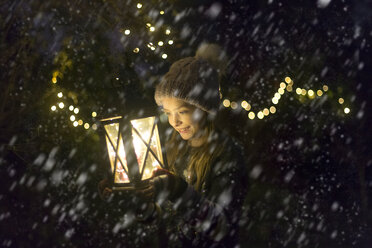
[{"left": 100, "top": 47, "right": 248, "bottom": 247}]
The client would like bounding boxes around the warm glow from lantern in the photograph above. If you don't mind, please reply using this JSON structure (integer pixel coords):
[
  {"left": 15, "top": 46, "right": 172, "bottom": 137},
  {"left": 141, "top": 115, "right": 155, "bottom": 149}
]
[
  {"left": 296, "top": 88, "right": 302, "bottom": 95},
  {"left": 248, "top": 112, "right": 255, "bottom": 119},
  {"left": 280, "top": 82, "right": 286, "bottom": 89},
  {"left": 84, "top": 123, "right": 90, "bottom": 129},
  {"left": 317, "top": 90, "right": 323, "bottom": 96},
  {"left": 52, "top": 77, "right": 57, "bottom": 84},
  {"left": 301, "top": 89, "right": 307, "bottom": 96},
  {"left": 338, "top": 98, "right": 344, "bottom": 104},
  {"left": 272, "top": 97, "right": 279, "bottom": 104},
  {"left": 257, "top": 111, "right": 264, "bottom": 119},
  {"left": 160, "top": 10, "right": 164, "bottom": 15},
  {"left": 92, "top": 112, "right": 97, "bottom": 117},
  {"left": 285, "top": 77, "right": 291, "bottom": 84},
  {"left": 263, "top": 108, "right": 269, "bottom": 116},
  {"left": 323, "top": 85, "right": 329, "bottom": 91},
  {"left": 133, "top": 48, "right": 140, "bottom": 53},
  {"left": 78, "top": 120, "right": 83, "bottom": 125},
  {"left": 278, "top": 88, "right": 285, "bottom": 95},
  {"left": 101, "top": 116, "right": 164, "bottom": 185}
]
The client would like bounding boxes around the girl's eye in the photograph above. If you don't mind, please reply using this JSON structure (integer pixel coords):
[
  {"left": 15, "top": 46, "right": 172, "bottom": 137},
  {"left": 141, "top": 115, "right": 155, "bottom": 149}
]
[{"left": 179, "top": 110, "right": 189, "bottom": 114}]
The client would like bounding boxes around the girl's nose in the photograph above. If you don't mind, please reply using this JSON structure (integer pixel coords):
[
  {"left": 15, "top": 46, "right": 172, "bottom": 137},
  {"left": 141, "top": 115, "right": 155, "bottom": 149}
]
[{"left": 170, "top": 114, "right": 181, "bottom": 127}]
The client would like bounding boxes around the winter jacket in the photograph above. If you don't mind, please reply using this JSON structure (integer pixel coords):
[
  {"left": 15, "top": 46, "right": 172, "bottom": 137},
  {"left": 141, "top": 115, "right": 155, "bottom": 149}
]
[{"left": 162, "top": 132, "right": 248, "bottom": 247}]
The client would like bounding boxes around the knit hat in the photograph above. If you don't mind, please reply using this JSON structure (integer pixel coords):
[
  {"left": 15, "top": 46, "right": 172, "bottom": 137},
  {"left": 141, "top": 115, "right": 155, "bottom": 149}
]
[{"left": 154, "top": 56, "right": 220, "bottom": 114}]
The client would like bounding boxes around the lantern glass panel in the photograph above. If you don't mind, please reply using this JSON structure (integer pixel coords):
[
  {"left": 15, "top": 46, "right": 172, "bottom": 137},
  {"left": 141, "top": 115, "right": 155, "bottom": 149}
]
[
  {"left": 131, "top": 117, "right": 163, "bottom": 180},
  {"left": 104, "top": 123, "right": 130, "bottom": 183}
]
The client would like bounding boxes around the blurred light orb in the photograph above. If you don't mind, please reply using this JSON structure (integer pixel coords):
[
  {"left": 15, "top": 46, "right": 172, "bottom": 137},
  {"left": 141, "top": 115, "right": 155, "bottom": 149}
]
[
  {"left": 52, "top": 77, "right": 57, "bottom": 84},
  {"left": 296, "top": 88, "right": 302, "bottom": 95},
  {"left": 286, "top": 85, "right": 293, "bottom": 92},
  {"left": 263, "top": 108, "right": 269, "bottom": 116},
  {"left": 160, "top": 10, "right": 164, "bottom": 15},
  {"left": 323, "top": 85, "right": 329, "bottom": 91},
  {"left": 168, "top": 40, "right": 174, "bottom": 45},
  {"left": 73, "top": 121, "right": 79, "bottom": 127},
  {"left": 222, "top": 99, "right": 231, "bottom": 108},
  {"left": 274, "top": 93, "right": 281, "bottom": 99},
  {"left": 84, "top": 123, "right": 90, "bottom": 129},
  {"left": 57, "top": 92, "right": 63, "bottom": 98},
  {"left": 92, "top": 124, "right": 98, "bottom": 130},
  {"left": 165, "top": 29, "right": 171, "bottom": 35},
  {"left": 149, "top": 27, "right": 155, "bottom": 32},
  {"left": 280, "top": 82, "right": 286, "bottom": 89},
  {"left": 162, "top": 54, "right": 168, "bottom": 59},
  {"left": 78, "top": 120, "right": 83, "bottom": 125},
  {"left": 230, "top": 101, "right": 238, "bottom": 109},
  {"left": 146, "top": 23, "right": 151, "bottom": 27},
  {"left": 69, "top": 105, "right": 74, "bottom": 111},
  {"left": 74, "top": 108, "right": 79, "bottom": 114},
  {"left": 317, "top": 90, "right": 323, "bottom": 96},
  {"left": 133, "top": 48, "right": 140, "bottom": 53},
  {"left": 137, "top": 3, "right": 142, "bottom": 9},
  {"left": 257, "top": 111, "right": 264, "bottom": 119},
  {"left": 278, "top": 88, "right": 285, "bottom": 95},
  {"left": 241, "top": 100, "right": 248, "bottom": 109},
  {"left": 272, "top": 97, "right": 279, "bottom": 104},
  {"left": 92, "top": 112, "right": 97, "bottom": 117},
  {"left": 51, "top": 106, "right": 57, "bottom": 111},
  {"left": 70, "top": 115, "right": 76, "bottom": 121},
  {"left": 285, "top": 77, "right": 291, "bottom": 84},
  {"left": 158, "top": 41, "right": 164, "bottom": 46},
  {"left": 338, "top": 98, "right": 344, "bottom": 104},
  {"left": 301, "top": 89, "right": 307, "bottom": 96},
  {"left": 270, "top": 106, "right": 276, "bottom": 114},
  {"left": 248, "top": 112, "right": 255, "bottom": 120},
  {"left": 344, "top": 107, "right": 350, "bottom": 114},
  {"left": 150, "top": 47, "right": 155, "bottom": 51},
  {"left": 124, "top": 29, "right": 130, "bottom": 35},
  {"left": 58, "top": 102, "right": 64, "bottom": 109}
]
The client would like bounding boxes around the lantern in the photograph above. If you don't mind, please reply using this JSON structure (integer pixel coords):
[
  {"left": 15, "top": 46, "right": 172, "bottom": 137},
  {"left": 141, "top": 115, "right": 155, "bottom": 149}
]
[{"left": 100, "top": 115, "right": 165, "bottom": 190}]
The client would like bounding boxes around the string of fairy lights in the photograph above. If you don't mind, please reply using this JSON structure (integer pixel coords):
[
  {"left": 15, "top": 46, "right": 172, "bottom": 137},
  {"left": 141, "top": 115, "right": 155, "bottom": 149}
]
[
  {"left": 49, "top": 2, "right": 351, "bottom": 129},
  {"left": 50, "top": 2, "right": 174, "bottom": 130},
  {"left": 221, "top": 76, "right": 351, "bottom": 120}
]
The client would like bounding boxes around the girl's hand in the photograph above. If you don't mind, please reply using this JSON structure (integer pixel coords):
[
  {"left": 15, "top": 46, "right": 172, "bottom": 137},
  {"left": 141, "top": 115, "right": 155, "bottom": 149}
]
[{"left": 98, "top": 178, "right": 112, "bottom": 200}]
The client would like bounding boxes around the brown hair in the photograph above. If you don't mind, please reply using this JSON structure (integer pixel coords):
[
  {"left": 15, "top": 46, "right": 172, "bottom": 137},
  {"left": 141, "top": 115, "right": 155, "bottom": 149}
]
[{"left": 166, "top": 114, "right": 224, "bottom": 191}]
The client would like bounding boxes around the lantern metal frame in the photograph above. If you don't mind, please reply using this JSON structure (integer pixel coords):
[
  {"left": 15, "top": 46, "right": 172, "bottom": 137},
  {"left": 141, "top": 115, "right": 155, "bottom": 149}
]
[{"left": 100, "top": 115, "right": 166, "bottom": 190}]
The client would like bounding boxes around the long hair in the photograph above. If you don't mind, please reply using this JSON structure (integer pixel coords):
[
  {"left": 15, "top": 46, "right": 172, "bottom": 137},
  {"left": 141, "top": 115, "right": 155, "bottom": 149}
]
[{"left": 166, "top": 114, "right": 224, "bottom": 191}]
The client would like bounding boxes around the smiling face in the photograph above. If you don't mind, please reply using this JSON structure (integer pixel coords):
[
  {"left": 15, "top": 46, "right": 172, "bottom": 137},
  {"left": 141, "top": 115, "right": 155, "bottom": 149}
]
[{"left": 161, "top": 97, "right": 206, "bottom": 146}]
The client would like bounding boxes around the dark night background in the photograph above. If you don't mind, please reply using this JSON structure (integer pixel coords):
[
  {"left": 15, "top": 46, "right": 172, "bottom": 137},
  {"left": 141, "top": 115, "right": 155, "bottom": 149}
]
[{"left": 1, "top": 0, "right": 371, "bottom": 247}]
